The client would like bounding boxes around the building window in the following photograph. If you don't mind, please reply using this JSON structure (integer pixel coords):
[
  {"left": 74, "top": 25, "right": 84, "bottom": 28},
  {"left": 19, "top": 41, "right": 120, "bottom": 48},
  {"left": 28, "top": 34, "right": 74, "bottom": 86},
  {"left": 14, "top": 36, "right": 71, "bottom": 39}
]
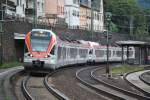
[
  {"left": 73, "top": 0, "right": 79, "bottom": 4},
  {"left": 42, "top": 3, "right": 44, "bottom": 12},
  {"left": 73, "top": 0, "right": 76, "bottom": 4},
  {"left": 62, "top": 7, "right": 64, "bottom": 14},
  {"left": 58, "top": 6, "right": 60, "bottom": 14},
  {"left": 97, "top": 14, "right": 99, "bottom": 20},
  {"left": 72, "top": 10, "right": 75, "bottom": 16},
  {"left": 77, "top": 11, "right": 79, "bottom": 17},
  {"left": 37, "top": 2, "right": 40, "bottom": 10},
  {"left": 72, "top": 10, "right": 77, "bottom": 16},
  {"left": 17, "top": 0, "right": 19, "bottom": 6},
  {"left": 95, "top": 13, "right": 97, "bottom": 20},
  {"left": 23, "top": 4, "right": 25, "bottom": 12},
  {"left": 20, "top": 0, "right": 22, "bottom": 5}
]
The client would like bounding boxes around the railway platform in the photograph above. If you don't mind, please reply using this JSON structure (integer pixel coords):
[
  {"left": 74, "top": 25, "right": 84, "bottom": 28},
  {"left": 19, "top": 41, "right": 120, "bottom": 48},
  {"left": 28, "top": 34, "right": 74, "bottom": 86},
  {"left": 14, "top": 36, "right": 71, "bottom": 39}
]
[{"left": 125, "top": 70, "right": 150, "bottom": 94}]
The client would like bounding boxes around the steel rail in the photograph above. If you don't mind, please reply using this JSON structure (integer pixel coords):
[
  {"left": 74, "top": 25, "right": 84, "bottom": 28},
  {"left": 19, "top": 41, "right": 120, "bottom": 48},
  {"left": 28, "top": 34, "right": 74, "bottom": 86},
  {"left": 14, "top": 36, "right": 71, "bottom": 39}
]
[
  {"left": 21, "top": 75, "right": 35, "bottom": 100},
  {"left": 139, "top": 71, "right": 150, "bottom": 86},
  {"left": 44, "top": 68, "right": 70, "bottom": 100},
  {"left": 76, "top": 67, "right": 126, "bottom": 100}
]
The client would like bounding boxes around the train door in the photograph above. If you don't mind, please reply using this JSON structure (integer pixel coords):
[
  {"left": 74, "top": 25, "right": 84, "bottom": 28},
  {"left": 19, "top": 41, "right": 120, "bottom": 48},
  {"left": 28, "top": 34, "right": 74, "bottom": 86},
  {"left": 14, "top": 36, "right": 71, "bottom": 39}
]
[
  {"left": 88, "top": 49, "right": 93, "bottom": 62},
  {"left": 62, "top": 46, "right": 67, "bottom": 66},
  {"left": 57, "top": 45, "right": 62, "bottom": 67}
]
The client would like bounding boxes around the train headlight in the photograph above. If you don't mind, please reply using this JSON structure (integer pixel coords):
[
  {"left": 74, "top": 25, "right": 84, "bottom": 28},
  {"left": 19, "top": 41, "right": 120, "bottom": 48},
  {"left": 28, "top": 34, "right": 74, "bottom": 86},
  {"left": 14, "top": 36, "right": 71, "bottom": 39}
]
[
  {"left": 30, "top": 54, "right": 33, "bottom": 57},
  {"left": 45, "top": 55, "right": 48, "bottom": 58},
  {"left": 45, "top": 54, "right": 50, "bottom": 58}
]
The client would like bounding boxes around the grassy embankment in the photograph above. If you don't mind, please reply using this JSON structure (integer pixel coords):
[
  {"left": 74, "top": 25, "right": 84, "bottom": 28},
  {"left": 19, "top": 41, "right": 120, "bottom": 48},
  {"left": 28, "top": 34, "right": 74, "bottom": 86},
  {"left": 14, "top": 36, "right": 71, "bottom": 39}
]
[
  {"left": 111, "top": 64, "right": 144, "bottom": 74},
  {"left": 0, "top": 61, "right": 22, "bottom": 69}
]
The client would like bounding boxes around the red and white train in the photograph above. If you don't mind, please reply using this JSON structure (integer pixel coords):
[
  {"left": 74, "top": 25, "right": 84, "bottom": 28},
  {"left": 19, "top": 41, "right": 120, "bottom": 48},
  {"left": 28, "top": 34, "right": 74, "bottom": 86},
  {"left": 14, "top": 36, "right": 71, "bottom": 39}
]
[{"left": 23, "top": 29, "right": 135, "bottom": 70}]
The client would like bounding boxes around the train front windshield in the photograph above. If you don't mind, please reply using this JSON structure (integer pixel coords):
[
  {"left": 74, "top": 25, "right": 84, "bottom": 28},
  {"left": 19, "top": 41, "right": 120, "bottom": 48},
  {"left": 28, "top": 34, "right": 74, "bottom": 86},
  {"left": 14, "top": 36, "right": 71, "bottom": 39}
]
[{"left": 30, "top": 31, "right": 51, "bottom": 52}]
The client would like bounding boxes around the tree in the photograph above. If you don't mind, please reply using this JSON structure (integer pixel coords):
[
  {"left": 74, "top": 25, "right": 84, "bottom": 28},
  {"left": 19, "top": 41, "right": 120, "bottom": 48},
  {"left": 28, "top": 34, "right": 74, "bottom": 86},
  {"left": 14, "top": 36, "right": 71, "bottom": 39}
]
[{"left": 104, "top": 0, "right": 150, "bottom": 38}]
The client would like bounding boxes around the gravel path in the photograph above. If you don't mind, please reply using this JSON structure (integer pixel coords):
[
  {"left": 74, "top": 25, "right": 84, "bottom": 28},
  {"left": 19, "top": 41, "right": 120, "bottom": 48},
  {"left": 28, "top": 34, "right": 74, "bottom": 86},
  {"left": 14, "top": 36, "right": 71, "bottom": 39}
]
[{"left": 26, "top": 74, "right": 58, "bottom": 100}]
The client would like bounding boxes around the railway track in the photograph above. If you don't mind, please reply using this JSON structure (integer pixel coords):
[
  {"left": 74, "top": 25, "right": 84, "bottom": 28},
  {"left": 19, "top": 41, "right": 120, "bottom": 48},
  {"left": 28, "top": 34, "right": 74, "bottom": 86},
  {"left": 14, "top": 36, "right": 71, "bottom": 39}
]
[
  {"left": 5, "top": 65, "right": 149, "bottom": 100},
  {"left": 19, "top": 72, "right": 59, "bottom": 100},
  {"left": 21, "top": 75, "right": 34, "bottom": 100},
  {"left": 76, "top": 66, "right": 150, "bottom": 100},
  {"left": 91, "top": 67, "right": 150, "bottom": 100},
  {"left": 44, "top": 70, "right": 70, "bottom": 100},
  {"left": 0, "top": 67, "right": 23, "bottom": 100},
  {"left": 15, "top": 65, "right": 108, "bottom": 100},
  {"left": 45, "top": 66, "right": 108, "bottom": 100}
]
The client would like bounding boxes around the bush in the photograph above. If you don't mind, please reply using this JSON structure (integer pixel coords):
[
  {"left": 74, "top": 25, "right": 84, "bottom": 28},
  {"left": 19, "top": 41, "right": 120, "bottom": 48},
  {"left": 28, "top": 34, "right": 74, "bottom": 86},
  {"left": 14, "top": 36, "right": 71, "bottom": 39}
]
[
  {"left": 111, "top": 64, "right": 144, "bottom": 74},
  {"left": 0, "top": 61, "right": 22, "bottom": 69}
]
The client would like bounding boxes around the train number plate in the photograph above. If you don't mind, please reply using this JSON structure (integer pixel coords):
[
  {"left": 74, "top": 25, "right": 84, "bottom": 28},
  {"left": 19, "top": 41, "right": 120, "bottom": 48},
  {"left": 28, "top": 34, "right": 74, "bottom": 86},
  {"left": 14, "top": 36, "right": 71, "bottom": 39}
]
[{"left": 33, "top": 60, "right": 42, "bottom": 67}]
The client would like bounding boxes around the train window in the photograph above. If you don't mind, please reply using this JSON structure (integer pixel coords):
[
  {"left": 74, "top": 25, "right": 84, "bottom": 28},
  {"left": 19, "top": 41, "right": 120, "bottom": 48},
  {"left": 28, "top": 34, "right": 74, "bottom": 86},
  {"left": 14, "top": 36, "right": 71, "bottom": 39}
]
[
  {"left": 116, "top": 51, "right": 122, "bottom": 57},
  {"left": 67, "top": 48, "right": 70, "bottom": 58},
  {"left": 50, "top": 45, "right": 55, "bottom": 55},
  {"left": 70, "top": 48, "right": 77, "bottom": 58},
  {"left": 129, "top": 51, "right": 133, "bottom": 57},
  {"left": 30, "top": 31, "right": 51, "bottom": 52},
  {"left": 57, "top": 46, "right": 62, "bottom": 60},
  {"left": 95, "top": 50, "right": 104, "bottom": 57},
  {"left": 62, "top": 47, "right": 66, "bottom": 59},
  {"left": 124, "top": 51, "right": 127, "bottom": 55},
  {"left": 79, "top": 49, "right": 88, "bottom": 58},
  {"left": 89, "top": 50, "right": 93, "bottom": 54},
  {"left": 113, "top": 51, "right": 116, "bottom": 56},
  {"left": 109, "top": 50, "right": 111, "bottom": 57}
]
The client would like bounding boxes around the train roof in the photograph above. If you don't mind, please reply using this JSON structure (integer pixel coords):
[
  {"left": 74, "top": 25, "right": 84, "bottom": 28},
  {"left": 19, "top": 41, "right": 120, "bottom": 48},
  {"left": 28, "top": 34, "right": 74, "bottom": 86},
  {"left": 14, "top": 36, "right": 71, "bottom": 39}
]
[
  {"left": 31, "top": 28, "right": 56, "bottom": 39},
  {"left": 30, "top": 29, "right": 120, "bottom": 49},
  {"left": 116, "top": 40, "right": 149, "bottom": 46},
  {"left": 32, "top": 29, "right": 52, "bottom": 32}
]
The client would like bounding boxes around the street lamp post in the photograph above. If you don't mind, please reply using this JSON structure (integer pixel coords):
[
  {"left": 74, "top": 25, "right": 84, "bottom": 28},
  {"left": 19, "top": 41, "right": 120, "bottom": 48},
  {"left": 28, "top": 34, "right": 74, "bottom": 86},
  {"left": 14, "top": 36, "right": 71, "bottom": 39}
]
[
  {"left": 0, "top": 17, "right": 3, "bottom": 66},
  {"left": 91, "top": 0, "right": 94, "bottom": 41},
  {"left": 0, "top": 3, "right": 4, "bottom": 65},
  {"left": 105, "top": 12, "right": 112, "bottom": 78},
  {"left": 33, "top": 0, "right": 37, "bottom": 28}
]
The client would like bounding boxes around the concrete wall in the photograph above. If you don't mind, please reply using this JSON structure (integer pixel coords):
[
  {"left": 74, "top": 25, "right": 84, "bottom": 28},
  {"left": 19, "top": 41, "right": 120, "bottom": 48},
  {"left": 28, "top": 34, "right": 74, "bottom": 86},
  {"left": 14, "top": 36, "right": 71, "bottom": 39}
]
[{"left": 1, "top": 20, "right": 32, "bottom": 63}]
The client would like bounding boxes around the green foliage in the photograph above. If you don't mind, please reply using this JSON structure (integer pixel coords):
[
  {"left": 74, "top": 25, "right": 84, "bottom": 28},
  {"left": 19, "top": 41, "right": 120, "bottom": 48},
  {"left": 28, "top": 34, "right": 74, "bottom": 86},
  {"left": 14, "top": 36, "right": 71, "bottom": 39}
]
[
  {"left": 110, "top": 22, "right": 119, "bottom": 33},
  {"left": 5, "top": 96, "right": 11, "bottom": 100},
  {"left": 0, "top": 61, "right": 22, "bottom": 69},
  {"left": 105, "top": 0, "right": 150, "bottom": 38},
  {"left": 111, "top": 64, "right": 144, "bottom": 74}
]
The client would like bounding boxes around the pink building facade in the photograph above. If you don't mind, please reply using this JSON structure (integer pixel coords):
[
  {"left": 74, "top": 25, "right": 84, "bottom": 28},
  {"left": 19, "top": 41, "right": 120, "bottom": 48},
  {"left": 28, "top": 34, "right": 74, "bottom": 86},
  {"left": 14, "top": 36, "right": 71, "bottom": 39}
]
[{"left": 45, "top": 0, "right": 65, "bottom": 18}]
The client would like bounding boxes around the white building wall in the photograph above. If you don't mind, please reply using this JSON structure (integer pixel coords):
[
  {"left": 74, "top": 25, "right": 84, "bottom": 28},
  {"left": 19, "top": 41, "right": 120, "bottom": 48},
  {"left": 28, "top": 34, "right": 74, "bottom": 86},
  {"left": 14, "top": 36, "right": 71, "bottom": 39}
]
[
  {"left": 16, "top": 0, "right": 26, "bottom": 17},
  {"left": 57, "top": 0, "right": 65, "bottom": 18},
  {"left": 37, "top": 0, "right": 45, "bottom": 17},
  {"left": 65, "top": 0, "right": 80, "bottom": 29},
  {"left": 99, "top": 0, "right": 104, "bottom": 31},
  {"left": 93, "top": 0, "right": 104, "bottom": 32},
  {"left": 27, "top": 0, "right": 45, "bottom": 18}
]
